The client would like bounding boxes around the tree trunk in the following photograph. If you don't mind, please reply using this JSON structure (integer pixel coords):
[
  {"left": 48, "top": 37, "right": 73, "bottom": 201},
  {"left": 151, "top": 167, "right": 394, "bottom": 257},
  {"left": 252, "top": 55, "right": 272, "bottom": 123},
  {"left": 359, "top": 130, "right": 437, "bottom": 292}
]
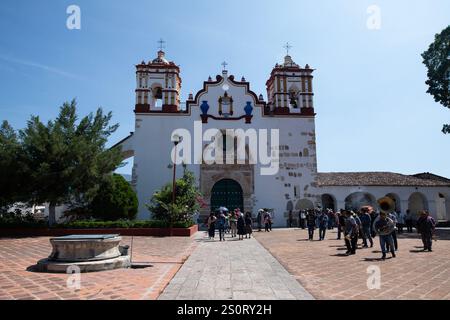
[{"left": 48, "top": 202, "right": 56, "bottom": 227}]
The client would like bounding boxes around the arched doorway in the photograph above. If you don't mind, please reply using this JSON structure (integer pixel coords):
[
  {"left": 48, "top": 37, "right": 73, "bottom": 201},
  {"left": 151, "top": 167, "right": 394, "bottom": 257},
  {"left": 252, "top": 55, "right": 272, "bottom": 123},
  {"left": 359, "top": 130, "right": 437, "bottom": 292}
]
[
  {"left": 408, "top": 192, "right": 428, "bottom": 219},
  {"left": 295, "top": 199, "right": 315, "bottom": 211},
  {"left": 386, "top": 193, "right": 401, "bottom": 212},
  {"left": 210, "top": 179, "right": 243, "bottom": 212},
  {"left": 321, "top": 194, "right": 336, "bottom": 211},
  {"left": 345, "top": 192, "right": 377, "bottom": 211},
  {"left": 436, "top": 193, "right": 447, "bottom": 220}
]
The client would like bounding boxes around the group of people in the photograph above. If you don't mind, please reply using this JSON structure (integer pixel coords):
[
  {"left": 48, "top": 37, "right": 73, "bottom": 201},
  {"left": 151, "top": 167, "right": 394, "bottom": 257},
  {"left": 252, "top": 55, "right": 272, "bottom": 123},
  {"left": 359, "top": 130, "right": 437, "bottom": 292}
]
[
  {"left": 206, "top": 208, "right": 276, "bottom": 241},
  {"left": 299, "top": 207, "right": 436, "bottom": 260},
  {"left": 206, "top": 208, "right": 253, "bottom": 241}
]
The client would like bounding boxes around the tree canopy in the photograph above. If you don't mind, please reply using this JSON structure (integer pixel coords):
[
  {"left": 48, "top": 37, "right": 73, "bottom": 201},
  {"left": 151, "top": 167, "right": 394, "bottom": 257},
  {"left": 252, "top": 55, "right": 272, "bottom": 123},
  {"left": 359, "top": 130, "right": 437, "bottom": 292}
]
[
  {"left": 422, "top": 25, "right": 450, "bottom": 133},
  {"left": 90, "top": 173, "right": 138, "bottom": 221},
  {"left": 1, "top": 99, "right": 124, "bottom": 225}
]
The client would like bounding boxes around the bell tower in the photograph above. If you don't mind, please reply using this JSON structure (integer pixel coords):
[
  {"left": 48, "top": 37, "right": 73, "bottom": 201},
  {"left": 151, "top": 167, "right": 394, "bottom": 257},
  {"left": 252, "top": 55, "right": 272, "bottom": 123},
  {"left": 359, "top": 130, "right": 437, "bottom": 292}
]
[
  {"left": 265, "top": 43, "right": 315, "bottom": 116},
  {"left": 135, "top": 40, "right": 182, "bottom": 113}
]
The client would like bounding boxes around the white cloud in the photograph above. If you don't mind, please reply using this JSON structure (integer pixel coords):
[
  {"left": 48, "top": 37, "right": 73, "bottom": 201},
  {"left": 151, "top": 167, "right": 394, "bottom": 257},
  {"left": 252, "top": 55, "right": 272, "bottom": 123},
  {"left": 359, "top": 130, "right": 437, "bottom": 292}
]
[{"left": 0, "top": 54, "right": 83, "bottom": 80}]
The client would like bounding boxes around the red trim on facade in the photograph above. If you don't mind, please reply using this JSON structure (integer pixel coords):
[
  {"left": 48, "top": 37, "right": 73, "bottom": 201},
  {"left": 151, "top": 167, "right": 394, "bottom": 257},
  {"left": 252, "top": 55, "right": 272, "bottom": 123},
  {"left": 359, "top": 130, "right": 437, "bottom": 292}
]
[
  {"left": 135, "top": 104, "right": 150, "bottom": 113},
  {"left": 162, "top": 105, "right": 179, "bottom": 113}
]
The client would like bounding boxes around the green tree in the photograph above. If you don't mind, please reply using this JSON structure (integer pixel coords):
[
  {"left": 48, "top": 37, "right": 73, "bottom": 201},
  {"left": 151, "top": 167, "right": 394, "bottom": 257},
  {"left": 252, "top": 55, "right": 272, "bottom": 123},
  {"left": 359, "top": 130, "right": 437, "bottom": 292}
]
[
  {"left": 90, "top": 173, "right": 138, "bottom": 220},
  {"left": 0, "top": 121, "right": 28, "bottom": 209},
  {"left": 147, "top": 170, "right": 201, "bottom": 226},
  {"left": 422, "top": 25, "right": 450, "bottom": 133},
  {"left": 20, "top": 99, "right": 123, "bottom": 225}
]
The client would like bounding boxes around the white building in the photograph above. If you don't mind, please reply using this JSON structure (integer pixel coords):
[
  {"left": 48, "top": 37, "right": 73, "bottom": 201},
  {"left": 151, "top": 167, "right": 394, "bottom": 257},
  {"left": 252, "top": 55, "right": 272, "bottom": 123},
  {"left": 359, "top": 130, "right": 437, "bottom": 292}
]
[{"left": 116, "top": 49, "right": 450, "bottom": 227}]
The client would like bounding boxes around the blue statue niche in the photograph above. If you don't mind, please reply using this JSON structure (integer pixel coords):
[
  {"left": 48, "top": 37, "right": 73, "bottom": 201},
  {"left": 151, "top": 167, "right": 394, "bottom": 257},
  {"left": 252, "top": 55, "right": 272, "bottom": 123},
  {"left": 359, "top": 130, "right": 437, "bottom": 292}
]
[
  {"left": 244, "top": 101, "right": 253, "bottom": 116},
  {"left": 200, "top": 101, "right": 210, "bottom": 115}
]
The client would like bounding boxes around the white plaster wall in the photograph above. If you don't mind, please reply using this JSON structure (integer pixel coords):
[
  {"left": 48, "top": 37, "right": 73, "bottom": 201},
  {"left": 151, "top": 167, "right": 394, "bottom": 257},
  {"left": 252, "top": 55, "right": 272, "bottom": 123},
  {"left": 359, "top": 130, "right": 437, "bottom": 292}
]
[
  {"left": 133, "top": 74, "right": 319, "bottom": 225},
  {"left": 318, "top": 185, "right": 450, "bottom": 220}
]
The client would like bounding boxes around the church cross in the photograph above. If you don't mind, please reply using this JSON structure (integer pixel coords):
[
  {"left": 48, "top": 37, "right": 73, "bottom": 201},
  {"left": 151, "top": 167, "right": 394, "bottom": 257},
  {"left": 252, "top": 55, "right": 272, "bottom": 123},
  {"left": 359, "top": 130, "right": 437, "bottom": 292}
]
[
  {"left": 157, "top": 38, "right": 166, "bottom": 51},
  {"left": 221, "top": 61, "right": 228, "bottom": 71},
  {"left": 284, "top": 42, "right": 293, "bottom": 55}
]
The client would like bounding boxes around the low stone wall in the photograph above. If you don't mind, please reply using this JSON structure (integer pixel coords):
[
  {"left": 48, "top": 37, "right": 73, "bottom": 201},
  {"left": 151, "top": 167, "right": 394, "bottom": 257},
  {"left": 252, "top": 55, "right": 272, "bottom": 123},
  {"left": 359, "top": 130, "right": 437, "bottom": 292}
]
[{"left": 0, "top": 224, "right": 198, "bottom": 238}]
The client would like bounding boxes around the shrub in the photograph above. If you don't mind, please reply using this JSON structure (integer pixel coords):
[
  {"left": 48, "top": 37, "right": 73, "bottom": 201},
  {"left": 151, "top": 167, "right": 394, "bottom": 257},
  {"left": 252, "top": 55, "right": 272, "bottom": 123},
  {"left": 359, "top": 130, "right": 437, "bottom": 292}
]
[
  {"left": 58, "top": 219, "right": 194, "bottom": 229},
  {"left": 0, "top": 210, "right": 47, "bottom": 229},
  {"left": 147, "top": 170, "right": 201, "bottom": 226},
  {"left": 89, "top": 174, "right": 138, "bottom": 220}
]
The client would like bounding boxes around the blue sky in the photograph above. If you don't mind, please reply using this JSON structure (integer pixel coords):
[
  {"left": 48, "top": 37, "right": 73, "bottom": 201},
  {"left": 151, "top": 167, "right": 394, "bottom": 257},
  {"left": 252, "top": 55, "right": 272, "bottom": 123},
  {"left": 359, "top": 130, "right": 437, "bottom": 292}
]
[{"left": 0, "top": 0, "right": 449, "bottom": 177}]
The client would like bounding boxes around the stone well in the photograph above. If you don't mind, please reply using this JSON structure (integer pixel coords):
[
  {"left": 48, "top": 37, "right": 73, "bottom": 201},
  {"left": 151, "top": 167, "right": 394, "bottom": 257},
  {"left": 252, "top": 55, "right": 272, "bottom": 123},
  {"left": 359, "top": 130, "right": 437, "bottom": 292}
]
[{"left": 36, "top": 234, "right": 131, "bottom": 273}]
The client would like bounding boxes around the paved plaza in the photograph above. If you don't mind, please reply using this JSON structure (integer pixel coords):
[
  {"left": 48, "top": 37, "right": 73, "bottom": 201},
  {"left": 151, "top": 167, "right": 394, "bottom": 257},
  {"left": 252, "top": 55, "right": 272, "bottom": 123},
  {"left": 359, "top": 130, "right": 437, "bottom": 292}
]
[
  {"left": 254, "top": 228, "right": 450, "bottom": 300},
  {"left": 159, "top": 232, "right": 313, "bottom": 300},
  {"left": 1, "top": 228, "right": 450, "bottom": 300},
  {"left": 0, "top": 236, "right": 196, "bottom": 300}
]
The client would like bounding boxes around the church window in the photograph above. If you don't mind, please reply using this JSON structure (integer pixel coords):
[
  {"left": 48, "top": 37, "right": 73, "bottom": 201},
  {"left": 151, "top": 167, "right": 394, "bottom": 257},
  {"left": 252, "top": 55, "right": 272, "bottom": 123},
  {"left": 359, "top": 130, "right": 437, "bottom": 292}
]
[{"left": 303, "top": 148, "right": 309, "bottom": 157}]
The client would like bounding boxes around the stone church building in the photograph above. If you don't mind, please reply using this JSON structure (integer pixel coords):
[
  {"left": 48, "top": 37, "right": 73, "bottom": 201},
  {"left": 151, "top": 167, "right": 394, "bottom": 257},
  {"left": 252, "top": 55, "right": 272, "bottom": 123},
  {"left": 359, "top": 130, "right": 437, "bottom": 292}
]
[{"left": 116, "top": 49, "right": 450, "bottom": 227}]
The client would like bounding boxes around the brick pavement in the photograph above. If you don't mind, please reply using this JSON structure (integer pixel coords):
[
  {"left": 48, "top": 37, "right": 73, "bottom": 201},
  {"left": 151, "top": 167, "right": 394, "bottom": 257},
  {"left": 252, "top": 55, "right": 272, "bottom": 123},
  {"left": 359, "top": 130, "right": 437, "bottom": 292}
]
[
  {"left": 253, "top": 228, "right": 450, "bottom": 300},
  {"left": 0, "top": 236, "right": 197, "bottom": 300}
]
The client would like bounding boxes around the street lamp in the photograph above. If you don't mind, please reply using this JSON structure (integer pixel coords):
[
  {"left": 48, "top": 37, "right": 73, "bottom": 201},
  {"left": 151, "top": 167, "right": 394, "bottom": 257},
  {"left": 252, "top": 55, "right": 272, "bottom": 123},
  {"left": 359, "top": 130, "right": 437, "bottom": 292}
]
[{"left": 172, "top": 134, "right": 181, "bottom": 206}]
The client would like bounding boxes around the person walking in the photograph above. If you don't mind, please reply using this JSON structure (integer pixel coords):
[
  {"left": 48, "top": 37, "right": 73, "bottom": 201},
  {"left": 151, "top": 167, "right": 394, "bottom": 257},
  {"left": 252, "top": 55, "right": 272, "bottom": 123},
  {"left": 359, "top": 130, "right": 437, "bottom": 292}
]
[
  {"left": 257, "top": 209, "right": 263, "bottom": 232},
  {"left": 416, "top": 210, "right": 436, "bottom": 252},
  {"left": 306, "top": 209, "right": 316, "bottom": 241},
  {"left": 359, "top": 208, "right": 373, "bottom": 248},
  {"left": 264, "top": 211, "right": 272, "bottom": 232},
  {"left": 217, "top": 212, "right": 226, "bottom": 241},
  {"left": 405, "top": 209, "right": 413, "bottom": 233},
  {"left": 245, "top": 212, "right": 253, "bottom": 239},
  {"left": 374, "top": 211, "right": 396, "bottom": 260},
  {"left": 318, "top": 211, "right": 329, "bottom": 240},
  {"left": 397, "top": 210, "right": 405, "bottom": 234},
  {"left": 229, "top": 210, "right": 238, "bottom": 238},
  {"left": 207, "top": 212, "right": 217, "bottom": 240},
  {"left": 327, "top": 210, "right": 335, "bottom": 230},
  {"left": 388, "top": 211, "right": 399, "bottom": 251},
  {"left": 343, "top": 210, "right": 358, "bottom": 255},
  {"left": 299, "top": 210, "right": 306, "bottom": 229},
  {"left": 237, "top": 212, "right": 246, "bottom": 240},
  {"left": 337, "top": 209, "right": 345, "bottom": 240},
  {"left": 288, "top": 210, "right": 294, "bottom": 228}
]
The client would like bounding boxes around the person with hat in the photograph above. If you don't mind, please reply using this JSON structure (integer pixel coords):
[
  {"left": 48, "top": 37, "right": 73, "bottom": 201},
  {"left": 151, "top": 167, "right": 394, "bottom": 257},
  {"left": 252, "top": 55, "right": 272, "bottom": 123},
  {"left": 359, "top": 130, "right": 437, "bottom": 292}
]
[
  {"left": 343, "top": 210, "right": 358, "bottom": 255},
  {"left": 373, "top": 211, "right": 396, "bottom": 260},
  {"left": 359, "top": 208, "right": 373, "bottom": 248},
  {"left": 416, "top": 210, "right": 436, "bottom": 252}
]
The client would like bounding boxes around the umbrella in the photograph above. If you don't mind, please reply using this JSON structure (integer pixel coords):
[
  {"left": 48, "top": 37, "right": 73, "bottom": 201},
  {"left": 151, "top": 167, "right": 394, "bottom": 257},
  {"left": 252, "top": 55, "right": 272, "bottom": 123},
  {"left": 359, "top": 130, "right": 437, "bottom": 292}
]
[{"left": 219, "top": 206, "right": 229, "bottom": 212}]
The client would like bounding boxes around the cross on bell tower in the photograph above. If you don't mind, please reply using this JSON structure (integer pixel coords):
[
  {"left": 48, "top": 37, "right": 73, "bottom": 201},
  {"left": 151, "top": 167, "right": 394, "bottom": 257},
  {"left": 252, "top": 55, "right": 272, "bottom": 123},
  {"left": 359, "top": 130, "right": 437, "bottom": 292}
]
[
  {"left": 221, "top": 61, "right": 228, "bottom": 71},
  {"left": 283, "top": 42, "right": 292, "bottom": 55},
  {"left": 157, "top": 38, "right": 166, "bottom": 51}
]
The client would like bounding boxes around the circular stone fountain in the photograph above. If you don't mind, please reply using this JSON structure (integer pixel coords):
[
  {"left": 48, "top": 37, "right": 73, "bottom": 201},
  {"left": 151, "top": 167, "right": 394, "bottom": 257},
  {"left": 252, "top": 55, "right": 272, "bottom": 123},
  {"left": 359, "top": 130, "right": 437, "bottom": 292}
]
[{"left": 36, "top": 234, "right": 131, "bottom": 273}]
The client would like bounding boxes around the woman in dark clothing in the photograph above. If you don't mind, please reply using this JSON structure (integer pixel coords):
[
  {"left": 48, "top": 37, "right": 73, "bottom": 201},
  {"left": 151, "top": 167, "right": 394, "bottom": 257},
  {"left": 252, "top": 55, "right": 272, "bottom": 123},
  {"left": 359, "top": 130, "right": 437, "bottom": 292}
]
[
  {"left": 245, "top": 212, "right": 253, "bottom": 239},
  {"left": 237, "top": 213, "right": 246, "bottom": 240},
  {"left": 207, "top": 212, "right": 217, "bottom": 239}
]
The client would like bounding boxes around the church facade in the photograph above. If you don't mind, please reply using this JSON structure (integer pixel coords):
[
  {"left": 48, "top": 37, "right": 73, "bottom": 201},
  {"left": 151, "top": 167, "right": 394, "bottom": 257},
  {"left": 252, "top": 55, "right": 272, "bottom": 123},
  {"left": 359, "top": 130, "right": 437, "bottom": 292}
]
[{"left": 116, "top": 49, "right": 450, "bottom": 226}]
